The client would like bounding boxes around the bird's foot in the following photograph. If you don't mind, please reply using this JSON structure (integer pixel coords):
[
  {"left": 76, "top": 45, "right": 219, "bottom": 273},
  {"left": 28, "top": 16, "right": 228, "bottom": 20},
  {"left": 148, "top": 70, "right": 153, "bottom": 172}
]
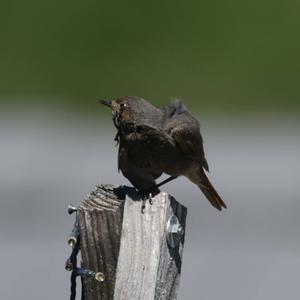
[
  {"left": 138, "top": 191, "right": 150, "bottom": 213},
  {"left": 138, "top": 187, "right": 160, "bottom": 213},
  {"left": 149, "top": 196, "right": 154, "bottom": 205}
]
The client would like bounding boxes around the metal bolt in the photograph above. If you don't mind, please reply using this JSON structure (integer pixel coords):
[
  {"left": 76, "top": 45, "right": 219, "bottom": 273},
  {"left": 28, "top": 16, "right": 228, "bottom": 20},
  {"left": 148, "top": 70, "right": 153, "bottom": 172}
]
[
  {"left": 67, "top": 236, "right": 77, "bottom": 247},
  {"left": 166, "top": 215, "right": 184, "bottom": 248},
  {"left": 68, "top": 204, "right": 78, "bottom": 215},
  {"left": 95, "top": 272, "right": 105, "bottom": 282},
  {"left": 65, "top": 258, "right": 74, "bottom": 271}
]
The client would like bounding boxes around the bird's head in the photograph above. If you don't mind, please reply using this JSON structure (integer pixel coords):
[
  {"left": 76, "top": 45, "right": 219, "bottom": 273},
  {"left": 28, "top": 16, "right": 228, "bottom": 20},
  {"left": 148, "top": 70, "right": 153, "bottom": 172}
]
[
  {"left": 99, "top": 96, "right": 151, "bottom": 128},
  {"left": 99, "top": 97, "right": 130, "bottom": 117}
]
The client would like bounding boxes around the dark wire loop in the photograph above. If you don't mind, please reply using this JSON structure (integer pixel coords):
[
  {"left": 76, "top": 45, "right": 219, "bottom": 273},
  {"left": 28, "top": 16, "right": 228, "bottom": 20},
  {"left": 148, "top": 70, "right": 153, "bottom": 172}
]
[
  {"left": 69, "top": 221, "right": 80, "bottom": 300},
  {"left": 67, "top": 206, "right": 105, "bottom": 299},
  {"left": 67, "top": 208, "right": 104, "bottom": 300}
]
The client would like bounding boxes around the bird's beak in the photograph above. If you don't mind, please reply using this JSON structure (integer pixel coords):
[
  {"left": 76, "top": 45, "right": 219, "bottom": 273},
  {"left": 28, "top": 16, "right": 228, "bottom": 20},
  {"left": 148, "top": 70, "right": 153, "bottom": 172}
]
[{"left": 98, "top": 99, "right": 112, "bottom": 108}]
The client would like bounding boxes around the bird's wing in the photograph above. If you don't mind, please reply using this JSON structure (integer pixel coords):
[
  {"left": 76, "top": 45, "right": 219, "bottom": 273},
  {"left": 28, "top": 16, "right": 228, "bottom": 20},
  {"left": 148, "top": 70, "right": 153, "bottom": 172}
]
[
  {"left": 165, "top": 118, "right": 209, "bottom": 171},
  {"left": 118, "top": 123, "right": 174, "bottom": 173},
  {"left": 128, "top": 123, "right": 176, "bottom": 146}
]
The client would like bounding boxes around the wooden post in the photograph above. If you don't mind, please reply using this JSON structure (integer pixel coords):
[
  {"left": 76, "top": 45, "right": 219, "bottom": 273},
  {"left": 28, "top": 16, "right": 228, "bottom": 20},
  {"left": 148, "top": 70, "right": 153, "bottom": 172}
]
[{"left": 77, "top": 184, "right": 187, "bottom": 300}]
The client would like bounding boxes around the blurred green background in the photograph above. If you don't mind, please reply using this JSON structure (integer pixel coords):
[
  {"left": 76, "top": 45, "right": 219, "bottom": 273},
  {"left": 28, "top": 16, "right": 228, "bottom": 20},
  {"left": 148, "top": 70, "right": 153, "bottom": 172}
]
[{"left": 1, "top": 0, "right": 299, "bottom": 114}]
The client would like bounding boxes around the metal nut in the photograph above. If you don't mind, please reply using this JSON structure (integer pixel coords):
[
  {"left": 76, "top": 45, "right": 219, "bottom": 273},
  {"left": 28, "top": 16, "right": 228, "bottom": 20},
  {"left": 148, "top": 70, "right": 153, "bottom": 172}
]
[
  {"left": 67, "top": 236, "right": 77, "bottom": 247},
  {"left": 65, "top": 259, "right": 73, "bottom": 271},
  {"left": 166, "top": 215, "right": 184, "bottom": 248}
]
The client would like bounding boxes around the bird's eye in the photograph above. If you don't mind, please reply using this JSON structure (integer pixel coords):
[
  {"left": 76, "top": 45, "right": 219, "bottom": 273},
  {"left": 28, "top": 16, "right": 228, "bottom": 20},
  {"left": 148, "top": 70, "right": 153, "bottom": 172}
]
[{"left": 120, "top": 103, "right": 128, "bottom": 108}]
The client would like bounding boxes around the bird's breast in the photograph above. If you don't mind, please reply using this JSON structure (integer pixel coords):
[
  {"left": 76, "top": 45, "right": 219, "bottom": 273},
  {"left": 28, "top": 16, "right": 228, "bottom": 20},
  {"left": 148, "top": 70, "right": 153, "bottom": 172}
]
[{"left": 118, "top": 130, "right": 194, "bottom": 177}]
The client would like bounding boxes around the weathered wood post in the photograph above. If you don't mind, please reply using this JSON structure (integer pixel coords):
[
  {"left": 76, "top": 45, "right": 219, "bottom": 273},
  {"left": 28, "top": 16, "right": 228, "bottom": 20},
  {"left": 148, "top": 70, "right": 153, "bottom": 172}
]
[{"left": 69, "top": 184, "right": 187, "bottom": 300}]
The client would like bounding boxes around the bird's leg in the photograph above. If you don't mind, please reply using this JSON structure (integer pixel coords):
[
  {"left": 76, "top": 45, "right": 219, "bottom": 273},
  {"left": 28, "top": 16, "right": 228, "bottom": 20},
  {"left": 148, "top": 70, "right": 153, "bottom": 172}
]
[
  {"left": 155, "top": 176, "right": 178, "bottom": 189},
  {"left": 138, "top": 189, "right": 157, "bottom": 212},
  {"left": 141, "top": 198, "right": 146, "bottom": 213},
  {"left": 139, "top": 176, "right": 178, "bottom": 207}
]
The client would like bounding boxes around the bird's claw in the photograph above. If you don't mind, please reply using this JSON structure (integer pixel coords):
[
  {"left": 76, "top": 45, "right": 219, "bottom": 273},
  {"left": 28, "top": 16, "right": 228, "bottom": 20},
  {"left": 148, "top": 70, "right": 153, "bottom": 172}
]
[
  {"left": 149, "top": 196, "right": 153, "bottom": 205},
  {"left": 138, "top": 188, "right": 160, "bottom": 213}
]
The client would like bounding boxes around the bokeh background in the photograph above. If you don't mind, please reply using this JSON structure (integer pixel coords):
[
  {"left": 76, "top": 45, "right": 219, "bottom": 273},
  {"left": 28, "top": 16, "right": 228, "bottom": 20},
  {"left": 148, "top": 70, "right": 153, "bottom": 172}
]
[{"left": 1, "top": 1, "right": 299, "bottom": 299}]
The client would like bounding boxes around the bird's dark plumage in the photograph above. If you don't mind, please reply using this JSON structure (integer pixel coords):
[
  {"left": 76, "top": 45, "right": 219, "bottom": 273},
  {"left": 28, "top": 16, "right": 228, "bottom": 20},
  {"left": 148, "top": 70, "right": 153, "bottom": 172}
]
[{"left": 100, "top": 96, "right": 226, "bottom": 211}]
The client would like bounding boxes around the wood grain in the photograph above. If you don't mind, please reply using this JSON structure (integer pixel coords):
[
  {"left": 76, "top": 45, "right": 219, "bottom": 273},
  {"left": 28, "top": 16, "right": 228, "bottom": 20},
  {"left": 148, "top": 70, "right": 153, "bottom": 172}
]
[
  {"left": 77, "top": 184, "right": 187, "bottom": 300},
  {"left": 114, "top": 190, "right": 187, "bottom": 300},
  {"left": 78, "top": 184, "right": 125, "bottom": 300}
]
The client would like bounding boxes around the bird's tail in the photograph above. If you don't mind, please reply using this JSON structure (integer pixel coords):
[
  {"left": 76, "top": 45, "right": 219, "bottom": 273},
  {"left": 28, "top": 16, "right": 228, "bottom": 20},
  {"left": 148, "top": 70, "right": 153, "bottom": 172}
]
[{"left": 188, "top": 168, "right": 227, "bottom": 211}]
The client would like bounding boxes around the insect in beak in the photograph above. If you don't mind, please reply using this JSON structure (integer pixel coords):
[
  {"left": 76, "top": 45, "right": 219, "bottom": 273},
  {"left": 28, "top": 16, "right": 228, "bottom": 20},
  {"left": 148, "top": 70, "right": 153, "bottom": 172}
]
[{"left": 112, "top": 113, "right": 120, "bottom": 128}]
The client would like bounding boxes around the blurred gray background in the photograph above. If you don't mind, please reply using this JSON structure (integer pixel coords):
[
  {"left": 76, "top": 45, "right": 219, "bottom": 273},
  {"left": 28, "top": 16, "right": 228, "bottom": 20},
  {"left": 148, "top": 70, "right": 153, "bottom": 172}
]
[
  {"left": 1, "top": 107, "right": 299, "bottom": 299},
  {"left": 1, "top": 0, "right": 300, "bottom": 299}
]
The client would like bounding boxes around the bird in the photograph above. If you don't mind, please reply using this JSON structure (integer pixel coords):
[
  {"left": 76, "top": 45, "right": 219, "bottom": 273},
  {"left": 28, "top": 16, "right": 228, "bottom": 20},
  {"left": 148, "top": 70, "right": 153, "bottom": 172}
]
[{"left": 99, "top": 96, "right": 226, "bottom": 211}]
